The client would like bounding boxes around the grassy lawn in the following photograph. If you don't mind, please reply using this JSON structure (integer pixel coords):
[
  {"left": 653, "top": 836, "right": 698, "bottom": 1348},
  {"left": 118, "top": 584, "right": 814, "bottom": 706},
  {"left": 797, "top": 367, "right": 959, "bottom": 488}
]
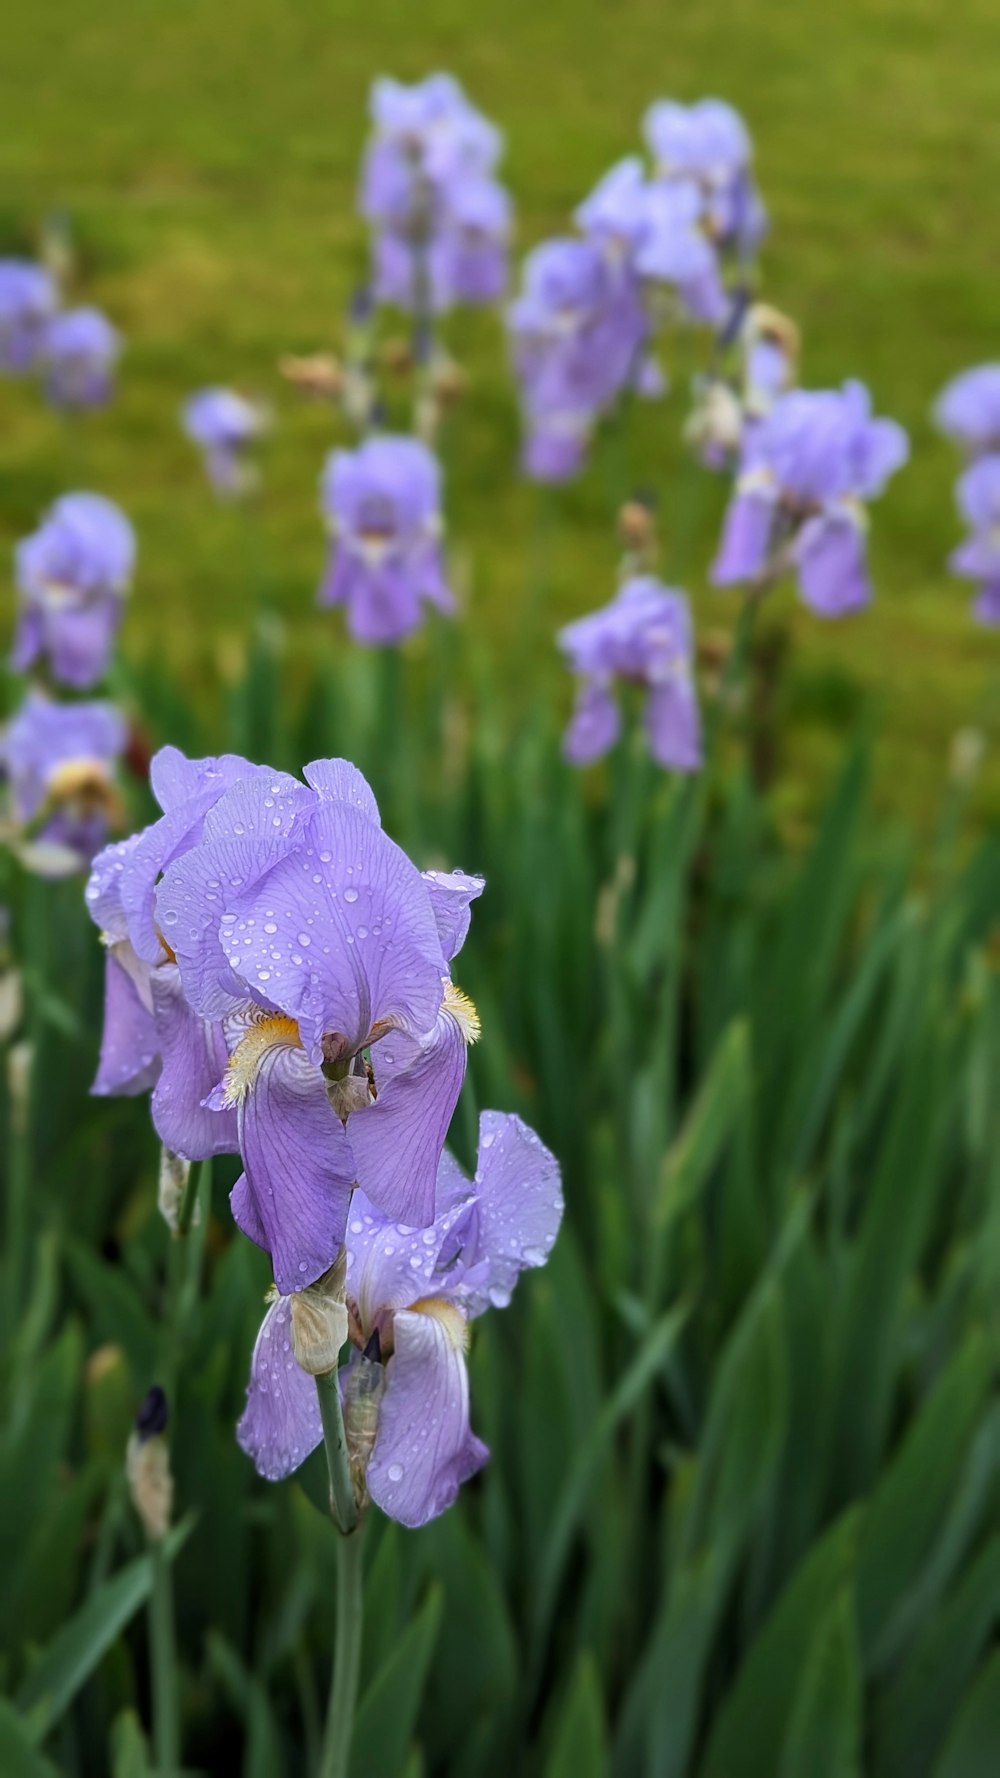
[{"left": 1, "top": 0, "right": 998, "bottom": 831}]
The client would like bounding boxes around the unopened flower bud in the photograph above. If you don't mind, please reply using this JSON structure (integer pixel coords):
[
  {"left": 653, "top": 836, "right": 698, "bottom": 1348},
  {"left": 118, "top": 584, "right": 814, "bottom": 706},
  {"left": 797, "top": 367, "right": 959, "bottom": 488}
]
[
  {"left": 343, "top": 1333, "right": 386, "bottom": 1505},
  {"left": 126, "top": 1387, "right": 172, "bottom": 1542},
  {"left": 950, "top": 726, "right": 986, "bottom": 786},
  {"left": 279, "top": 353, "right": 344, "bottom": 399},
  {"left": 6, "top": 1039, "right": 33, "bottom": 1134},
  {"left": 381, "top": 336, "right": 413, "bottom": 374},
  {"left": 158, "top": 1148, "right": 194, "bottom": 1234},
  {"left": 618, "top": 501, "right": 656, "bottom": 553},
  {"left": 0, "top": 963, "right": 22, "bottom": 1042},
  {"left": 289, "top": 1250, "right": 348, "bottom": 1376}
]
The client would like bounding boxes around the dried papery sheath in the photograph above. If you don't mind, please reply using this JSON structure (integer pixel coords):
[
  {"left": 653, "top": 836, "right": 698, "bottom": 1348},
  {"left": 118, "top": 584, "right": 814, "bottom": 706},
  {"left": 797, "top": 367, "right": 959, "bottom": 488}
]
[
  {"left": 157, "top": 1148, "right": 193, "bottom": 1234},
  {"left": 289, "top": 1250, "right": 349, "bottom": 1376},
  {"left": 126, "top": 1387, "right": 173, "bottom": 1542},
  {"left": 343, "top": 1336, "right": 386, "bottom": 1506}
]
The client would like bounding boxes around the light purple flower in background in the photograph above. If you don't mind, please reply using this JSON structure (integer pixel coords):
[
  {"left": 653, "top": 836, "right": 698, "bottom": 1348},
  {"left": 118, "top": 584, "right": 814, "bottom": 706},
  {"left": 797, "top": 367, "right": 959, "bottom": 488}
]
[
  {"left": 3, "top": 691, "right": 125, "bottom": 874},
  {"left": 948, "top": 454, "right": 1000, "bottom": 625},
  {"left": 558, "top": 577, "right": 702, "bottom": 771},
  {"left": 42, "top": 307, "right": 121, "bottom": 410},
  {"left": 712, "top": 380, "right": 908, "bottom": 617},
  {"left": 182, "top": 388, "right": 267, "bottom": 496},
  {"left": 319, "top": 436, "right": 454, "bottom": 644},
  {"left": 153, "top": 755, "right": 483, "bottom": 1290},
  {"left": 238, "top": 1110, "right": 562, "bottom": 1525},
  {"left": 575, "top": 159, "right": 726, "bottom": 326},
  {"left": 13, "top": 493, "right": 135, "bottom": 688},
  {"left": 740, "top": 304, "right": 799, "bottom": 418},
  {"left": 934, "top": 365, "right": 1000, "bottom": 460},
  {"left": 508, "top": 237, "right": 647, "bottom": 483},
  {"left": 643, "top": 97, "right": 767, "bottom": 257},
  {"left": 0, "top": 259, "right": 57, "bottom": 371},
  {"left": 362, "top": 74, "right": 511, "bottom": 314}
]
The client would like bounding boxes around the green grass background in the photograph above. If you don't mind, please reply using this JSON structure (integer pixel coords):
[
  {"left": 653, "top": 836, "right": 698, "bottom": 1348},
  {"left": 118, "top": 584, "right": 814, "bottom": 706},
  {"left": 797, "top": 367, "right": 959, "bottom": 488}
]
[{"left": 1, "top": 0, "right": 998, "bottom": 829}]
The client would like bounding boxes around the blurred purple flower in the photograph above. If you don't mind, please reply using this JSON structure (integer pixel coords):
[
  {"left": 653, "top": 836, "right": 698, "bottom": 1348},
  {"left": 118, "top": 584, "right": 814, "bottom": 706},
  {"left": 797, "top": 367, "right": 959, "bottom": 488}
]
[
  {"left": 362, "top": 74, "right": 511, "bottom": 313},
  {"left": 558, "top": 577, "right": 702, "bottom": 771},
  {"left": 643, "top": 97, "right": 767, "bottom": 257},
  {"left": 948, "top": 454, "right": 1000, "bottom": 624},
  {"left": 182, "top": 388, "right": 267, "bottom": 496},
  {"left": 3, "top": 691, "right": 125, "bottom": 874},
  {"left": 319, "top": 436, "right": 454, "bottom": 644},
  {"left": 712, "top": 380, "right": 908, "bottom": 616},
  {"left": 508, "top": 237, "right": 646, "bottom": 483},
  {"left": 0, "top": 259, "right": 57, "bottom": 371},
  {"left": 42, "top": 306, "right": 121, "bottom": 410},
  {"left": 12, "top": 492, "right": 134, "bottom": 688},
  {"left": 575, "top": 159, "right": 726, "bottom": 325},
  {"left": 238, "top": 1110, "right": 562, "bottom": 1524},
  {"left": 934, "top": 365, "right": 1000, "bottom": 459},
  {"left": 153, "top": 757, "right": 483, "bottom": 1289}
]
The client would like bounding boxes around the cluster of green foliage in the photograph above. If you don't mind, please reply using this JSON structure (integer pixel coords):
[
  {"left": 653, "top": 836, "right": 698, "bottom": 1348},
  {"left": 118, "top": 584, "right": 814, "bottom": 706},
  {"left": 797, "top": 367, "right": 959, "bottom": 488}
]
[{"left": 1, "top": 628, "right": 997, "bottom": 1773}]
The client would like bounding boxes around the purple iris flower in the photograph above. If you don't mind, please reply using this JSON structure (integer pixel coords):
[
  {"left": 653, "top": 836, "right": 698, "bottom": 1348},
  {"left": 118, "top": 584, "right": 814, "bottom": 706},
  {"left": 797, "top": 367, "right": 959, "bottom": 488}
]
[
  {"left": 42, "top": 307, "right": 120, "bottom": 410},
  {"left": 711, "top": 380, "right": 908, "bottom": 616},
  {"left": 558, "top": 577, "right": 702, "bottom": 771},
  {"left": 642, "top": 98, "right": 767, "bottom": 257},
  {"left": 151, "top": 755, "right": 483, "bottom": 1291},
  {"left": 934, "top": 365, "right": 1000, "bottom": 460},
  {"left": 0, "top": 259, "right": 57, "bottom": 371},
  {"left": 362, "top": 75, "right": 510, "bottom": 314},
  {"left": 508, "top": 237, "right": 647, "bottom": 483},
  {"left": 3, "top": 691, "right": 125, "bottom": 874},
  {"left": 237, "top": 1110, "right": 562, "bottom": 1525},
  {"left": 12, "top": 493, "right": 135, "bottom": 689},
  {"left": 372, "top": 175, "right": 511, "bottom": 313},
  {"left": 318, "top": 436, "right": 454, "bottom": 644},
  {"left": 948, "top": 454, "right": 1000, "bottom": 625},
  {"left": 575, "top": 158, "right": 726, "bottom": 326},
  {"left": 182, "top": 388, "right": 267, "bottom": 496},
  {"left": 86, "top": 748, "right": 278, "bottom": 1158}
]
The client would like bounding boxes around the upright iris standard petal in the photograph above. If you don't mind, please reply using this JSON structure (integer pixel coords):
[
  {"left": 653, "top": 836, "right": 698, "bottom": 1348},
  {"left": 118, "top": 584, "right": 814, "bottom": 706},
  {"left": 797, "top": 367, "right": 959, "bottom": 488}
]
[
  {"left": 421, "top": 868, "right": 485, "bottom": 961},
  {"left": 934, "top": 365, "right": 1000, "bottom": 459},
  {"left": 218, "top": 798, "right": 445, "bottom": 1057},
  {"left": 230, "top": 1038, "right": 356, "bottom": 1293},
  {"left": 364, "top": 1307, "right": 488, "bottom": 1529},
  {"left": 237, "top": 1296, "right": 324, "bottom": 1482}
]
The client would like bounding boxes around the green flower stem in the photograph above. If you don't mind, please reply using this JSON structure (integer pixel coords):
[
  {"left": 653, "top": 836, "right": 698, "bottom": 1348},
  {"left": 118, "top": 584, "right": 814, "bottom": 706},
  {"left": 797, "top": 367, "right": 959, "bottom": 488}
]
[
  {"left": 315, "top": 1367, "right": 365, "bottom": 1778},
  {"left": 315, "top": 1368, "right": 358, "bottom": 1535},
  {"left": 150, "top": 1535, "right": 180, "bottom": 1778},
  {"left": 318, "top": 1518, "right": 366, "bottom": 1778}
]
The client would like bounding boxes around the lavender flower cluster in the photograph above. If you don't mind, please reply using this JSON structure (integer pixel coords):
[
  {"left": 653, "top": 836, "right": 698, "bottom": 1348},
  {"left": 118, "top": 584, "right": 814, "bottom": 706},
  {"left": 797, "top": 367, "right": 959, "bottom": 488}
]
[
  {"left": 507, "top": 99, "right": 765, "bottom": 483},
  {"left": 0, "top": 258, "right": 120, "bottom": 410},
  {"left": 85, "top": 746, "right": 562, "bottom": 1525},
  {"left": 360, "top": 74, "right": 513, "bottom": 319},
  {"left": 1, "top": 493, "right": 134, "bottom": 874}
]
